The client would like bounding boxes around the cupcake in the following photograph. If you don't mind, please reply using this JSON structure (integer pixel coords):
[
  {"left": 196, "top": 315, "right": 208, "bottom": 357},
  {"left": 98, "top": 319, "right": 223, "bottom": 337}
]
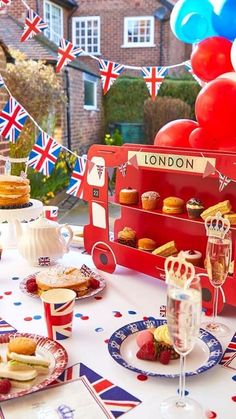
[
  {"left": 154, "top": 324, "right": 179, "bottom": 360},
  {"left": 141, "top": 191, "right": 160, "bottom": 210},
  {"left": 186, "top": 198, "right": 204, "bottom": 219},
  {"left": 119, "top": 188, "right": 139, "bottom": 205},
  {"left": 118, "top": 227, "right": 137, "bottom": 247}
]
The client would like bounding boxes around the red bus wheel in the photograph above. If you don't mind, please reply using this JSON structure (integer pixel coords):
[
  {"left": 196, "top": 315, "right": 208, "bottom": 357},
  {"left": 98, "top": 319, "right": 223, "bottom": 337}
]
[
  {"left": 92, "top": 242, "right": 116, "bottom": 274},
  {"left": 199, "top": 274, "right": 224, "bottom": 315}
]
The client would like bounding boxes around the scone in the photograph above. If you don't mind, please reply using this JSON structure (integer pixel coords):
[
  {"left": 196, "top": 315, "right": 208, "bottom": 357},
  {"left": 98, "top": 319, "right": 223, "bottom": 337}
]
[
  {"left": 138, "top": 238, "right": 157, "bottom": 252},
  {"left": 154, "top": 324, "right": 179, "bottom": 360},
  {"left": 162, "top": 197, "right": 185, "bottom": 214},
  {"left": 118, "top": 227, "right": 137, "bottom": 247}
]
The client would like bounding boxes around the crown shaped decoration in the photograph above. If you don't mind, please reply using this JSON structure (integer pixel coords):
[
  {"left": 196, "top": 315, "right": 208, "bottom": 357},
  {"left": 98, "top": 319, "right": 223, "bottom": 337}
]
[
  {"left": 205, "top": 211, "right": 230, "bottom": 239},
  {"left": 164, "top": 254, "right": 195, "bottom": 288}
]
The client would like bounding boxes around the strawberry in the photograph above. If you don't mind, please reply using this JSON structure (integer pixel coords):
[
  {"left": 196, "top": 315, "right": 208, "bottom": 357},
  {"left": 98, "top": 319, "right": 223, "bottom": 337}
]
[
  {"left": 0, "top": 379, "right": 11, "bottom": 394},
  {"left": 90, "top": 278, "right": 100, "bottom": 289},
  {"left": 136, "top": 341, "right": 157, "bottom": 361},
  {"left": 159, "top": 350, "right": 171, "bottom": 365},
  {"left": 26, "top": 278, "right": 38, "bottom": 293}
]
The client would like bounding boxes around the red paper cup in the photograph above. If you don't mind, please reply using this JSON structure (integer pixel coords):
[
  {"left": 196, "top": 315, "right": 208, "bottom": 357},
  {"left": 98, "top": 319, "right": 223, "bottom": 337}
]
[
  {"left": 43, "top": 206, "right": 58, "bottom": 222},
  {"left": 41, "top": 288, "right": 76, "bottom": 340}
]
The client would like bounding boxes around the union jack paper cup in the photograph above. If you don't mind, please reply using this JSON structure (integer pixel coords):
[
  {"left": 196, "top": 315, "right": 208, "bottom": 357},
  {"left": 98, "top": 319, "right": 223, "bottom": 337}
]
[
  {"left": 43, "top": 205, "right": 58, "bottom": 222},
  {"left": 41, "top": 288, "right": 76, "bottom": 340}
]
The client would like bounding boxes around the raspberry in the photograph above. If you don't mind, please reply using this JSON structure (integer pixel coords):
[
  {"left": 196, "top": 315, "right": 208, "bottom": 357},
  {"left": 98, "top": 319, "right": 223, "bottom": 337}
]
[
  {"left": 136, "top": 341, "right": 157, "bottom": 361},
  {"left": 26, "top": 278, "right": 38, "bottom": 293},
  {"left": 0, "top": 379, "right": 11, "bottom": 394},
  {"left": 90, "top": 278, "right": 100, "bottom": 289},
  {"left": 159, "top": 350, "right": 171, "bottom": 365}
]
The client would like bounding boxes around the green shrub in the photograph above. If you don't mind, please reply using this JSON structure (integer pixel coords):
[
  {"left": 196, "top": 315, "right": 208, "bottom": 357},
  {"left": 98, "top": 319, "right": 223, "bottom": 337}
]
[
  {"left": 159, "top": 80, "right": 201, "bottom": 118},
  {"left": 144, "top": 96, "right": 192, "bottom": 144}
]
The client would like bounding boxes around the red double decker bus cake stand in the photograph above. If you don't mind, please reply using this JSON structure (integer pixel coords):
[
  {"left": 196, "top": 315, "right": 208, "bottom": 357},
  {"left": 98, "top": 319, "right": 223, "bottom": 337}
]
[{"left": 83, "top": 143, "right": 236, "bottom": 314}]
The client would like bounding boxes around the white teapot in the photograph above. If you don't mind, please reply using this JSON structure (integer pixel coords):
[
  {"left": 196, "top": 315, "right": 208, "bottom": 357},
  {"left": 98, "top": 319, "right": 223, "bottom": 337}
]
[{"left": 14, "top": 217, "right": 73, "bottom": 266}]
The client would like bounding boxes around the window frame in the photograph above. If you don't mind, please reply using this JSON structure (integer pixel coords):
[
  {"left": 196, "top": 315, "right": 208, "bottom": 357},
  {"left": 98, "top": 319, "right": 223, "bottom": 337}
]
[
  {"left": 72, "top": 16, "right": 101, "bottom": 55},
  {"left": 123, "top": 16, "right": 155, "bottom": 48},
  {"left": 44, "top": 0, "right": 63, "bottom": 45},
  {"left": 83, "top": 72, "right": 98, "bottom": 111}
]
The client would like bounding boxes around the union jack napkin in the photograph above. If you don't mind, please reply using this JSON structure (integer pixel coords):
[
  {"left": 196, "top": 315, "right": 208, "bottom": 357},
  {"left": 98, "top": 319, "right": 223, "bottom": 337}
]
[
  {"left": 0, "top": 319, "right": 17, "bottom": 334},
  {"left": 51, "top": 362, "right": 141, "bottom": 418},
  {"left": 220, "top": 332, "right": 236, "bottom": 370}
]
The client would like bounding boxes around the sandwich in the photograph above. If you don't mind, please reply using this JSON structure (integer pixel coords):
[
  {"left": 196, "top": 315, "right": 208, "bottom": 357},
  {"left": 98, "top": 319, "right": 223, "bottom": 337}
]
[
  {"left": 7, "top": 337, "right": 51, "bottom": 375},
  {"left": 0, "top": 362, "right": 37, "bottom": 390}
]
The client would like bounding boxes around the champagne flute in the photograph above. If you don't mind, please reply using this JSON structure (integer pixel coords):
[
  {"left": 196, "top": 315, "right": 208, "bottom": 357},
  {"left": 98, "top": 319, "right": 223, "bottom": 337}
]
[
  {"left": 160, "top": 275, "right": 202, "bottom": 419},
  {"left": 202, "top": 231, "right": 232, "bottom": 337}
]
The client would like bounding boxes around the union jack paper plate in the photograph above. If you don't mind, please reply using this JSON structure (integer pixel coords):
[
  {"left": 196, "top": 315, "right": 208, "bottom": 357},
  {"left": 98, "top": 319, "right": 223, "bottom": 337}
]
[
  {"left": 19, "top": 264, "right": 106, "bottom": 300},
  {"left": 108, "top": 319, "right": 222, "bottom": 378},
  {"left": 0, "top": 332, "right": 68, "bottom": 401}
]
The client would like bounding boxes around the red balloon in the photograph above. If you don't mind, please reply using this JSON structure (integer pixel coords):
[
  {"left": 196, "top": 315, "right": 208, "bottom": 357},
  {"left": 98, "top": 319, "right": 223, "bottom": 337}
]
[
  {"left": 195, "top": 78, "right": 236, "bottom": 139},
  {"left": 189, "top": 127, "right": 220, "bottom": 150},
  {"left": 154, "top": 119, "right": 198, "bottom": 148},
  {"left": 191, "top": 36, "right": 234, "bottom": 82}
]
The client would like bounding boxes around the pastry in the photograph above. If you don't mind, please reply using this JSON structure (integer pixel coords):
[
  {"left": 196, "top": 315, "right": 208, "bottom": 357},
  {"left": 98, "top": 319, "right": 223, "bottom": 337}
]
[
  {"left": 0, "top": 174, "right": 31, "bottom": 208},
  {"left": 180, "top": 250, "right": 202, "bottom": 267},
  {"left": 36, "top": 266, "right": 92, "bottom": 296},
  {"left": 8, "top": 337, "right": 36, "bottom": 356},
  {"left": 118, "top": 227, "right": 136, "bottom": 247},
  {"left": 186, "top": 198, "right": 204, "bottom": 219},
  {"left": 224, "top": 213, "right": 236, "bottom": 225},
  {"left": 162, "top": 197, "right": 185, "bottom": 214},
  {"left": 154, "top": 324, "right": 179, "bottom": 360},
  {"left": 152, "top": 241, "right": 178, "bottom": 257},
  {"left": 141, "top": 191, "right": 160, "bottom": 210},
  {"left": 138, "top": 238, "right": 157, "bottom": 252},
  {"left": 200, "top": 200, "right": 232, "bottom": 220},
  {"left": 119, "top": 188, "right": 139, "bottom": 205}
]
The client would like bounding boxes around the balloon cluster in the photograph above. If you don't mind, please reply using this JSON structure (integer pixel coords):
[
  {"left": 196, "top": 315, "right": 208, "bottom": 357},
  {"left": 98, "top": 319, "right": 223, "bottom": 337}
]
[{"left": 155, "top": 0, "right": 236, "bottom": 151}]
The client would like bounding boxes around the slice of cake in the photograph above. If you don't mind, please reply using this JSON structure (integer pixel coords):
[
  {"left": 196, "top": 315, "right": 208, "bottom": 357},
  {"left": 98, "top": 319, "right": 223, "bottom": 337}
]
[{"left": 0, "top": 175, "right": 31, "bottom": 208}]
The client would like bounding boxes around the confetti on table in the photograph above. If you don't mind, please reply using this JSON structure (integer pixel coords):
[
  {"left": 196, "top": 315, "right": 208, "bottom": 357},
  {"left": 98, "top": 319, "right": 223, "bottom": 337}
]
[
  {"left": 95, "top": 327, "right": 104, "bottom": 333},
  {"left": 11, "top": 277, "right": 19, "bottom": 280},
  {"left": 137, "top": 374, "right": 148, "bottom": 381},
  {"left": 13, "top": 302, "right": 22, "bottom": 306},
  {"left": 33, "top": 315, "right": 42, "bottom": 320},
  {"left": 24, "top": 316, "right": 32, "bottom": 321},
  {"left": 205, "top": 410, "right": 217, "bottom": 418},
  {"left": 81, "top": 316, "right": 89, "bottom": 320},
  {"left": 128, "top": 310, "right": 137, "bottom": 315},
  {"left": 75, "top": 313, "right": 83, "bottom": 318},
  {"left": 4, "top": 291, "right": 12, "bottom": 295}
]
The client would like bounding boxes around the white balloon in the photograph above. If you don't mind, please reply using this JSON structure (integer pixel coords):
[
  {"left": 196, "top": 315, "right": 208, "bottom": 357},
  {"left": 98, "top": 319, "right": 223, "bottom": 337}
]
[
  {"left": 218, "top": 71, "right": 236, "bottom": 82},
  {"left": 230, "top": 39, "right": 236, "bottom": 72}
]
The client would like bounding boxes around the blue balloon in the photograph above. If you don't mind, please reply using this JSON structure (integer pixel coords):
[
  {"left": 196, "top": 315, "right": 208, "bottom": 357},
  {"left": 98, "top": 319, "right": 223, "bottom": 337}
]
[
  {"left": 212, "top": 0, "right": 236, "bottom": 40},
  {"left": 170, "top": 0, "right": 217, "bottom": 44}
]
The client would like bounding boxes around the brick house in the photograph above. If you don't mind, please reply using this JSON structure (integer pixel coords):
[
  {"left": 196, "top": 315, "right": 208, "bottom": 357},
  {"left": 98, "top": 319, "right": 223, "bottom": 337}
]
[{"left": 0, "top": 0, "right": 103, "bottom": 161}]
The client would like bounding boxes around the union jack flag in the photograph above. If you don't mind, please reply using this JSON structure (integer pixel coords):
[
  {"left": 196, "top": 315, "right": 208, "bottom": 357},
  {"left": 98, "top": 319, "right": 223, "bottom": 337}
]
[
  {"left": 52, "top": 362, "right": 141, "bottom": 418},
  {"left": 159, "top": 304, "right": 167, "bottom": 318},
  {"left": 67, "top": 156, "right": 86, "bottom": 198},
  {"left": 56, "top": 38, "right": 83, "bottom": 73},
  {"left": 21, "top": 9, "right": 48, "bottom": 42},
  {"left": 219, "top": 172, "right": 232, "bottom": 192},
  {"left": 27, "top": 132, "right": 61, "bottom": 176},
  {"left": 0, "top": 74, "right": 4, "bottom": 88},
  {"left": 99, "top": 59, "right": 125, "bottom": 94},
  {"left": 0, "top": 96, "right": 28, "bottom": 142},
  {"left": 185, "top": 61, "right": 205, "bottom": 87},
  {"left": 142, "top": 66, "right": 168, "bottom": 100},
  {"left": 96, "top": 164, "right": 104, "bottom": 180},
  {"left": 0, "top": 0, "right": 11, "bottom": 7}
]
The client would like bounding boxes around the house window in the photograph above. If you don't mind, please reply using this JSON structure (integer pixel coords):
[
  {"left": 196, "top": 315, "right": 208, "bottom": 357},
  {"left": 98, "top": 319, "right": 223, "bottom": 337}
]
[
  {"left": 83, "top": 73, "right": 97, "bottom": 110},
  {"left": 44, "top": 0, "right": 63, "bottom": 45},
  {"left": 72, "top": 17, "right": 100, "bottom": 55},
  {"left": 123, "top": 16, "right": 155, "bottom": 47}
]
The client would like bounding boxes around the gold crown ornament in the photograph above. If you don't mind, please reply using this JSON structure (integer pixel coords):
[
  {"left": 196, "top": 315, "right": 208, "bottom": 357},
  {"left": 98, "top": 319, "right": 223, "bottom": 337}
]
[
  {"left": 164, "top": 254, "right": 195, "bottom": 288},
  {"left": 205, "top": 211, "right": 230, "bottom": 239}
]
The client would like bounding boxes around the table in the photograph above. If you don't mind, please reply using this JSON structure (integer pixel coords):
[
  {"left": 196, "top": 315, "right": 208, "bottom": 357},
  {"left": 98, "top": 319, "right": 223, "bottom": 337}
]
[{"left": 0, "top": 247, "right": 236, "bottom": 418}]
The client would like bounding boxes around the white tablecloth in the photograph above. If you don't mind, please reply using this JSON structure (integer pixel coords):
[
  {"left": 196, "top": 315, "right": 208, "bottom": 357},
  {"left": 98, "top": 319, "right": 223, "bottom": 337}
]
[{"left": 0, "top": 248, "right": 236, "bottom": 418}]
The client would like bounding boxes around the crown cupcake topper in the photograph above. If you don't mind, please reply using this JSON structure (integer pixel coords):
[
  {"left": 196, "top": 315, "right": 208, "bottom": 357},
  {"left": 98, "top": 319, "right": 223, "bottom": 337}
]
[
  {"left": 205, "top": 211, "right": 230, "bottom": 239},
  {"left": 164, "top": 254, "right": 195, "bottom": 288}
]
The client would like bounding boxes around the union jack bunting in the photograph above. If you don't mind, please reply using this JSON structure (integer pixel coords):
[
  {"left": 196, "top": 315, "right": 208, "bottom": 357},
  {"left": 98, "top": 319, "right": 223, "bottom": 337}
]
[
  {"left": 142, "top": 66, "right": 168, "bottom": 100},
  {"left": 0, "top": 0, "right": 11, "bottom": 7},
  {"left": 21, "top": 9, "right": 48, "bottom": 42},
  {"left": 118, "top": 162, "right": 127, "bottom": 177},
  {"left": 96, "top": 164, "right": 104, "bottom": 179},
  {"left": 0, "top": 96, "right": 28, "bottom": 142},
  {"left": 99, "top": 59, "right": 125, "bottom": 94},
  {"left": 220, "top": 332, "right": 236, "bottom": 365},
  {"left": 219, "top": 172, "right": 232, "bottom": 192},
  {"left": 185, "top": 61, "right": 205, "bottom": 87},
  {"left": 52, "top": 362, "right": 141, "bottom": 418},
  {"left": 159, "top": 304, "right": 167, "bottom": 318},
  {"left": 27, "top": 132, "right": 61, "bottom": 176},
  {"left": 0, "top": 74, "right": 4, "bottom": 88},
  {"left": 56, "top": 38, "right": 83, "bottom": 73},
  {"left": 67, "top": 156, "right": 86, "bottom": 198},
  {"left": 0, "top": 319, "right": 17, "bottom": 335}
]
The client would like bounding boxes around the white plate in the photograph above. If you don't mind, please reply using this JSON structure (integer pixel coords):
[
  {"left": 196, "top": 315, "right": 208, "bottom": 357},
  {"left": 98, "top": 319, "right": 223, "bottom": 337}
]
[
  {"left": 108, "top": 319, "right": 222, "bottom": 378},
  {"left": 0, "top": 332, "right": 68, "bottom": 401}
]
